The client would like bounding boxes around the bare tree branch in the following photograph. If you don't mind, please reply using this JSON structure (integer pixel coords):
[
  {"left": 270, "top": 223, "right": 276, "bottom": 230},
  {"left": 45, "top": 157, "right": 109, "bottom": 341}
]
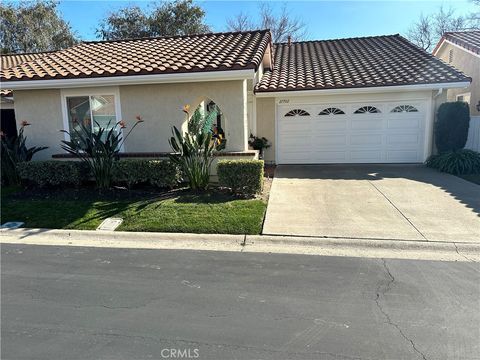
[
  {"left": 226, "top": 12, "right": 253, "bottom": 32},
  {"left": 226, "top": 2, "right": 307, "bottom": 43},
  {"left": 407, "top": 6, "right": 471, "bottom": 52}
]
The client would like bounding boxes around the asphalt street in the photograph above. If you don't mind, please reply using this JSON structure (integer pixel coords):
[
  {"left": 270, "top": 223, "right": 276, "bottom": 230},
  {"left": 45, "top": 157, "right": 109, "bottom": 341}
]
[{"left": 1, "top": 244, "right": 479, "bottom": 360}]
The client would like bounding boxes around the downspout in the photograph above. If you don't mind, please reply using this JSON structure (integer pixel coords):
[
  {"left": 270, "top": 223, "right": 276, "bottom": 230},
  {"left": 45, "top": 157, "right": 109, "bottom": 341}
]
[{"left": 434, "top": 87, "right": 443, "bottom": 99}]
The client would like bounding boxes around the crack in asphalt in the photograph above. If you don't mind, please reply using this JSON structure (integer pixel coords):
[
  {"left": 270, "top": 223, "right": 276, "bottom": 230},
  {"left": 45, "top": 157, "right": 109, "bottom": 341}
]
[{"left": 374, "top": 259, "right": 428, "bottom": 360}]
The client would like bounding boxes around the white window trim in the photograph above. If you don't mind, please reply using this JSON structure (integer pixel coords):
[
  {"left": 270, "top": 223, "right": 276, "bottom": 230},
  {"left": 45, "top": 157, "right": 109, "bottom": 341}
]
[
  {"left": 60, "top": 87, "right": 124, "bottom": 152},
  {"left": 456, "top": 92, "right": 471, "bottom": 103}
]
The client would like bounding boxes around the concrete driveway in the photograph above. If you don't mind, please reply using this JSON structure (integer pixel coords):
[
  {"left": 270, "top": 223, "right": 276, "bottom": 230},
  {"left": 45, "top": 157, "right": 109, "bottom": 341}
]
[{"left": 263, "top": 165, "right": 480, "bottom": 242}]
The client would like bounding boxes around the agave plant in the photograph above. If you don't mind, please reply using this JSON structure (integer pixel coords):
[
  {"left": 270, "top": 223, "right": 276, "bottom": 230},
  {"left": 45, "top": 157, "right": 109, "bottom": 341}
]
[
  {"left": 1, "top": 121, "right": 48, "bottom": 185},
  {"left": 60, "top": 117, "right": 143, "bottom": 190},
  {"left": 169, "top": 105, "right": 217, "bottom": 191}
]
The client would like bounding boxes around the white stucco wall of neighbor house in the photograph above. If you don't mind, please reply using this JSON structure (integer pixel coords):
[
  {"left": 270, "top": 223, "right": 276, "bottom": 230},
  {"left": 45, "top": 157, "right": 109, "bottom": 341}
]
[{"left": 11, "top": 79, "right": 250, "bottom": 160}]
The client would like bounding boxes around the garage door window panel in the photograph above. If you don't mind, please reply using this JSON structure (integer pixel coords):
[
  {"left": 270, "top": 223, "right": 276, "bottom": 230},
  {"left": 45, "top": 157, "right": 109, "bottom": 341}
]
[
  {"left": 354, "top": 106, "right": 381, "bottom": 114},
  {"left": 319, "top": 107, "right": 346, "bottom": 115},
  {"left": 284, "top": 109, "right": 310, "bottom": 117},
  {"left": 391, "top": 105, "right": 418, "bottom": 113}
]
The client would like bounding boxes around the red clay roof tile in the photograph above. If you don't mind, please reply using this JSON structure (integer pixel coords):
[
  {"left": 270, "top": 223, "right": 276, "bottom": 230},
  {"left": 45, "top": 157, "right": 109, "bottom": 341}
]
[{"left": 0, "top": 29, "right": 271, "bottom": 82}]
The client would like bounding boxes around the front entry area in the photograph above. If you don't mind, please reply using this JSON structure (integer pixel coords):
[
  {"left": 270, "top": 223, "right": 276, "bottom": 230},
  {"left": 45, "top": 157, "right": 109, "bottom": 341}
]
[
  {"left": 263, "top": 165, "right": 480, "bottom": 242},
  {"left": 277, "top": 100, "right": 429, "bottom": 164}
]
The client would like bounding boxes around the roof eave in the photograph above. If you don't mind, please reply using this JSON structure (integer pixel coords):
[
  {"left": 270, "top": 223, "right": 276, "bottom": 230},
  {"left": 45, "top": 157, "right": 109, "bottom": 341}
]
[
  {"left": 254, "top": 81, "right": 472, "bottom": 97},
  {"left": 2, "top": 69, "right": 256, "bottom": 90}
]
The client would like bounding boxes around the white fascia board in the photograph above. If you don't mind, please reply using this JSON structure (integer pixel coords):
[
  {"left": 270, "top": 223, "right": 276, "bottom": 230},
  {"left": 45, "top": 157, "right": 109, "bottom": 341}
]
[
  {"left": 254, "top": 82, "right": 471, "bottom": 98},
  {"left": 433, "top": 38, "right": 480, "bottom": 58},
  {"left": 2, "top": 69, "right": 255, "bottom": 90},
  {"left": 443, "top": 39, "right": 480, "bottom": 58}
]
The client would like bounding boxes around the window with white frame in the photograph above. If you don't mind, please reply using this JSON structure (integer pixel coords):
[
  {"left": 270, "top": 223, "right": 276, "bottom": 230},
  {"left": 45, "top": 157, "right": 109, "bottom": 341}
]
[
  {"left": 65, "top": 94, "right": 119, "bottom": 148},
  {"left": 456, "top": 93, "right": 471, "bottom": 105}
]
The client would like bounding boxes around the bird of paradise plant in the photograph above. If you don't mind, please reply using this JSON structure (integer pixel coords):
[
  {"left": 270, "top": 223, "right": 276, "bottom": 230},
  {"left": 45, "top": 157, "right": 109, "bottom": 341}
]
[
  {"left": 1, "top": 121, "right": 48, "bottom": 185},
  {"left": 60, "top": 116, "right": 143, "bottom": 190},
  {"left": 169, "top": 105, "right": 217, "bottom": 191}
]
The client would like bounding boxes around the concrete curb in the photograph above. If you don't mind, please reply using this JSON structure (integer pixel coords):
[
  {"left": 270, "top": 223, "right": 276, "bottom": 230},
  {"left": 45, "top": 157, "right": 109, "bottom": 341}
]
[{"left": 1, "top": 228, "right": 479, "bottom": 262}]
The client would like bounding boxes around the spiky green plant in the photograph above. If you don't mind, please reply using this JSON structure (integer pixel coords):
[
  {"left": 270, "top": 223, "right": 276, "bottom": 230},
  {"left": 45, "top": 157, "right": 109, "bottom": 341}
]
[
  {"left": 60, "top": 117, "right": 143, "bottom": 190},
  {"left": 1, "top": 122, "right": 48, "bottom": 185},
  {"left": 169, "top": 106, "right": 217, "bottom": 190},
  {"left": 426, "top": 149, "right": 480, "bottom": 175}
]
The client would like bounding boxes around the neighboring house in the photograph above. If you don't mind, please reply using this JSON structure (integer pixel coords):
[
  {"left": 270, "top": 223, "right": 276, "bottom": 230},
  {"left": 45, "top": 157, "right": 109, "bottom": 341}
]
[
  {"left": 0, "top": 30, "right": 470, "bottom": 164},
  {"left": 1, "top": 52, "right": 53, "bottom": 138},
  {"left": 433, "top": 30, "right": 479, "bottom": 115},
  {"left": 433, "top": 30, "right": 480, "bottom": 151}
]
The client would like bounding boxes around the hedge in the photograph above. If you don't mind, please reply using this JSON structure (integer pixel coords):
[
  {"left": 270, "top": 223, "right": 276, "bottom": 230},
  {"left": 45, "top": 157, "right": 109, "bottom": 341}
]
[
  {"left": 113, "top": 159, "right": 181, "bottom": 189},
  {"left": 17, "top": 161, "right": 89, "bottom": 187},
  {"left": 435, "top": 102, "right": 470, "bottom": 153},
  {"left": 217, "top": 159, "right": 264, "bottom": 195},
  {"left": 17, "top": 159, "right": 181, "bottom": 189}
]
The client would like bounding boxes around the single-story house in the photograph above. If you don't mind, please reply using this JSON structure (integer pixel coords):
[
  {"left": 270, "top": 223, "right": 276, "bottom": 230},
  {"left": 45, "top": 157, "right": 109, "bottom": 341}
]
[{"left": 0, "top": 29, "right": 471, "bottom": 165}]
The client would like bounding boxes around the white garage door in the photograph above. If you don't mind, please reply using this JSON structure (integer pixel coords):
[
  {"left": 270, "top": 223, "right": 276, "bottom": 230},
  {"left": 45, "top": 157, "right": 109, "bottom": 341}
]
[{"left": 277, "top": 101, "right": 428, "bottom": 164}]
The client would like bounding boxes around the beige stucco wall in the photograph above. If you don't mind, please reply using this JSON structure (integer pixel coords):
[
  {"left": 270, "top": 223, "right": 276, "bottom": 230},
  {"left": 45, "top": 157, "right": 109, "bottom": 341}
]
[
  {"left": 436, "top": 43, "right": 480, "bottom": 116},
  {"left": 120, "top": 80, "right": 248, "bottom": 152},
  {"left": 255, "top": 97, "right": 276, "bottom": 163},
  {"left": 13, "top": 89, "right": 63, "bottom": 160},
  {"left": 255, "top": 90, "right": 438, "bottom": 163},
  {"left": 10, "top": 80, "right": 249, "bottom": 160}
]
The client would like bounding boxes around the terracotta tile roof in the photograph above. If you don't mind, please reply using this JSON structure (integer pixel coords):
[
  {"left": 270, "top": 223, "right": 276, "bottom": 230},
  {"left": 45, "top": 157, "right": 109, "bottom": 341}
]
[
  {"left": 434, "top": 30, "right": 480, "bottom": 55},
  {"left": 1, "top": 51, "right": 54, "bottom": 70},
  {"left": 1, "top": 51, "right": 54, "bottom": 97},
  {"left": 0, "top": 89, "right": 12, "bottom": 96},
  {"left": 0, "top": 29, "right": 271, "bottom": 82},
  {"left": 256, "top": 34, "right": 471, "bottom": 93}
]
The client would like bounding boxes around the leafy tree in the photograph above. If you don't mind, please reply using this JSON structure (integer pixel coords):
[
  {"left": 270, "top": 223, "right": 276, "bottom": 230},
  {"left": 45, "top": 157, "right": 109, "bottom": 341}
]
[
  {"left": 226, "top": 3, "right": 307, "bottom": 43},
  {"left": 407, "top": 5, "right": 478, "bottom": 51},
  {"left": 0, "top": 0, "right": 77, "bottom": 54},
  {"left": 96, "top": 6, "right": 150, "bottom": 41},
  {"left": 96, "top": 0, "right": 209, "bottom": 41}
]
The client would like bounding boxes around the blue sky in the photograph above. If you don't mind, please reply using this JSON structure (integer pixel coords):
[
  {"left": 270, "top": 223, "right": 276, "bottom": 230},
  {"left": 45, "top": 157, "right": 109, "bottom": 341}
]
[{"left": 56, "top": 0, "right": 475, "bottom": 41}]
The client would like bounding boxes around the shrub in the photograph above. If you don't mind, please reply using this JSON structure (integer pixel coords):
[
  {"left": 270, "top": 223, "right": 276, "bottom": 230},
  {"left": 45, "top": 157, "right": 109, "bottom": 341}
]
[
  {"left": 113, "top": 159, "right": 150, "bottom": 188},
  {"left": 426, "top": 149, "right": 480, "bottom": 175},
  {"left": 169, "top": 105, "right": 218, "bottom": 191},
  {"left": 17, "top": 161, "right": 90, "bottom": 187},
  {"left": 147, "top": 160, "right": 181, "bottom": 188},
  {"left": 435, "top": 102, "right": 470, "bottom": 153},
  {"left": 218, "top": 160, "right": 264, "bottom": 195},
  {"left": 1, "top": 122, "right": 48, "bottom": 185},
  {"left": 113, "top": 159, "right": 181, "bottom": 189},
  {"left": 60, "top": 117, "right": 143, "bottom": 190}
]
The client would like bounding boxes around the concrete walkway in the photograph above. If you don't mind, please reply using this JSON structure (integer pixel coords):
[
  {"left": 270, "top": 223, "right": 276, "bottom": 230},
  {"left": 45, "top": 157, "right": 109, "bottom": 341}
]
[{"left": 263, "top": 165, "right": 480, "bottom": 242}]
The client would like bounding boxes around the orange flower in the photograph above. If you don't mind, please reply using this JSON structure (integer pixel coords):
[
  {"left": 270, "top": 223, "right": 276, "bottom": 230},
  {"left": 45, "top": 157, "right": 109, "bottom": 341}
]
[
  {"left": 119, "top": 120, "right": 126, "bottom": 129},
  {"left": 135, "top": 115, "right": 144, "bottom": 122},
  {"left": 20, "top": 120, "right": 30, "bottom": 127},
  {"left": 182, "top": 104, "right": 190, "bottom": 114}
]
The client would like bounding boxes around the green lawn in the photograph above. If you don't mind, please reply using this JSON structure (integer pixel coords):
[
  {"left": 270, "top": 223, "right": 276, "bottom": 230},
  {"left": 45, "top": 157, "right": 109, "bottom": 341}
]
[
  {"left": 457, "top": 174, "right": 480, "bottom": 185},
  {"left": 1, "top": 189, "right": 267, "bottom": 234}
]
